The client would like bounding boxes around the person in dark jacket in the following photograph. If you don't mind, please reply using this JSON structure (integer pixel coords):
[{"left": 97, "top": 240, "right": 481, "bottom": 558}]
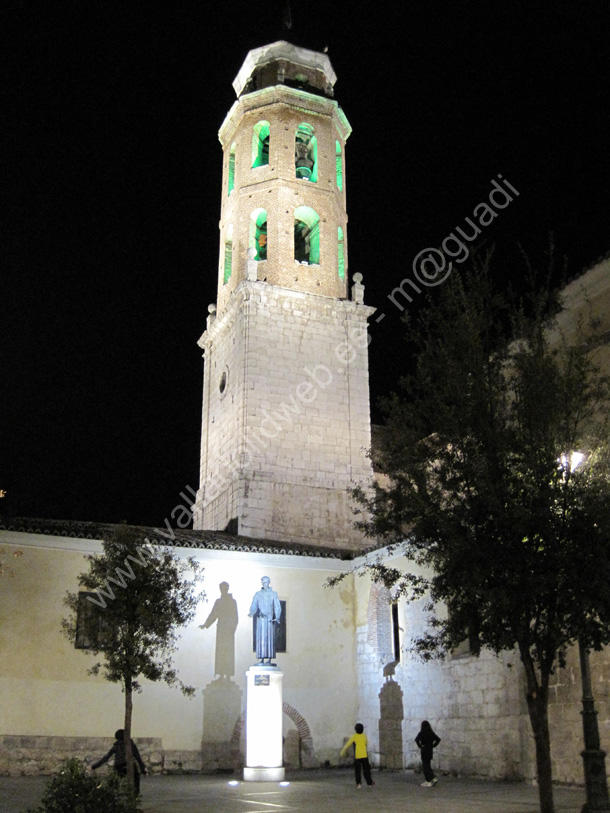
[
  {"left": 415, "top": 720, "right": 441, "bottom": 787},
  {"left": 92, "top": 729, "right": 147, "bottom": 795}
]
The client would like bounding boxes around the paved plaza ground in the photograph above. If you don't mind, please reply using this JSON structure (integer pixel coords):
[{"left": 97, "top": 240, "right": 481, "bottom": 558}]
[{"left": 0, "top": 769, "right": 587, "bottom": 813}]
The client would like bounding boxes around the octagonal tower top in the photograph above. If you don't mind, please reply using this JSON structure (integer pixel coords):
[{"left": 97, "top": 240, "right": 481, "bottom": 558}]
[{"left": 233, "top": 40, "right": 337, "bottom": 99}]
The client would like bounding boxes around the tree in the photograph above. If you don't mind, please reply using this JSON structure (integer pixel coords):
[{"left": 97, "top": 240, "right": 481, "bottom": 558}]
[
  {"left": 338, "top": 254, "right": 610, "bottom": 813},
  {"left": 63, "top": 525, "right": 205, "bottom": 791},
  {"left": 26, "top": 758, "right": 137, "bottom": 813}
]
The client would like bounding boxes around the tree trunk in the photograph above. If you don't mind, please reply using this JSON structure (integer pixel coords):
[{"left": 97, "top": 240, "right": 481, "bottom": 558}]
[
  {"left": 123, "top": 676, "right": 135, "bottom": 793},
  {"left": 520, "top": 645, "right": 555, "bottom": 813}
]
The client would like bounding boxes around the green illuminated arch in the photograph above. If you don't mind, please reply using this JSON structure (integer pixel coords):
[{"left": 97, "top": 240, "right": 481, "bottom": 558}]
[
  {"left": 335, "top": 141, "right": 343, "bottom": 191},
  {"left": 294, "top": 206, "right": 320, "bottom": 265},
  {"left": 295, "top": 123, "right": 317, "bottom": 183},
  {"left": 249, "top": 209, "right": 268, "bottom": 261},
  {"left": 252, "top": 121, "right": 270, "bottom": 168},
  {"left": 223, "top": 225, "right": 233, "bottom": 284},
  {"left": 337, "top": 227, "right": 345, "bottom": 278},
  {"left": 228, "top": 143, "right": 236, "bottom": 195}
]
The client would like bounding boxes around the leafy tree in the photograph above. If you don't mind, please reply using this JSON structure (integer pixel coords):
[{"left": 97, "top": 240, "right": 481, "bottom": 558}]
[
  {"left": 63, "top": 525, "right": 205, "bottom": 791},
  {"left": 26, "top": 757, "right": 137, "bottom": 813},
  {"left": 337, "top": 254, "right": 610, "bottom": 813}
]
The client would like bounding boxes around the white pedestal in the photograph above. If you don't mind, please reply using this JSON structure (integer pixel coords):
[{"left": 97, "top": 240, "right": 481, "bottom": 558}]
[{"left": 244, "top": 665, "right": 285, "bottom": 782}]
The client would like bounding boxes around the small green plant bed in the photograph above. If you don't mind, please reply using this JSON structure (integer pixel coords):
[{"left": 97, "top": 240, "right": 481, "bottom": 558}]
[{"left": 25, "top": 758, "right": 138, "bottom": 813}]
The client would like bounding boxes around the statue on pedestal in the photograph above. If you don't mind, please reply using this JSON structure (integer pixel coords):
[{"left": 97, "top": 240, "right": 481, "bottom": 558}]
[{"left": 248, "top": 576, "right": 281, "bottom": 665}]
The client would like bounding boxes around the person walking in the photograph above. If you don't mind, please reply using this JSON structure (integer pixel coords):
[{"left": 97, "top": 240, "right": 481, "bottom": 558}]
[
  {"left": 340, "top": 722, "right": 375, "bottom": 788},
  {"left": 415, "top": 720, "right": 441, "bottom": 787},
  {"left": 91, "top": 729, "right": 147, "bottom": 795}
]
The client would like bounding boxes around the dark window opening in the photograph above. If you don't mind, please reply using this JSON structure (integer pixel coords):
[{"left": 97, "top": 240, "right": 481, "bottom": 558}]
[
  {"left": 294, "top": 207, "right": 320, "bottom": 265},
  {"left": 391, "top": 603, "right": 401, "bottom": 662},
  {"left": 75, "top": 592, "right": 114, "bottom": 650}
]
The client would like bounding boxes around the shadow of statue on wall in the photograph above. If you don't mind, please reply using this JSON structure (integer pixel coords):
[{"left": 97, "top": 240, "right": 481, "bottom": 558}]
[
  {"left": 379, "top": 672, "right": 404, "bottom": 770},
  {"left": 200, "top": 581, "right": 238, "bottom": 679},
  {"left": 200, "top": 582, "right": 242, "bottom": 767}
]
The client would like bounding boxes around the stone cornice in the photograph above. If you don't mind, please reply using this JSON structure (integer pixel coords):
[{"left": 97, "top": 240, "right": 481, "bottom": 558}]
[{"left": 219, "top": 86, "right": 351, "bottom": 148}]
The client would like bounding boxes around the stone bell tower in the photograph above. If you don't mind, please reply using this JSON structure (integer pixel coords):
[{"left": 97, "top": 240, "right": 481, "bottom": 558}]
[{"left": 192, "top": 41, "right": 375, "bottom": 550}]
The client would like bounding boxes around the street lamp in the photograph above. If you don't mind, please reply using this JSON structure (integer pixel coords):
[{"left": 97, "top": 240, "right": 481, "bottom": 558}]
[
  {"left": 578, "top": 638, "right": 610, "bottom": 812},
  {"left": 564, "top": 451, "right": 610, "bottom": 812}
]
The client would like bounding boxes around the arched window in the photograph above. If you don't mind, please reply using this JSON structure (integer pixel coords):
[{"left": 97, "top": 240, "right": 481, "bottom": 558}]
[
  {"left": 252, "top": 121, "right": 270, "bottom": 168},
  {"left": 335, "top": 140, "right": 343, "bottom": 191},
  {"left": 227, "top": 143, "right": 236, "bottom": 195},
  {"left": 223, "top": 225, "right": 233, "bottom": 284},
  {"left": 337, "top": 227, "right": 345, "bottom": 278},
  {"left": 295, "top": 123, "right": 317, "bottom": 182},
  {"left": 294, "top": 206, "right": 320, "bottom": 265},
  {"left": 249, "top": 209, "right": 268, "bottom": 261}
]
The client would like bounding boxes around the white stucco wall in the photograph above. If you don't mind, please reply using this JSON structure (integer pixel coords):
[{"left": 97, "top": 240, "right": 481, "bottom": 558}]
[{"left": 0, "top": 531, "right": 359, "bottom": 772}]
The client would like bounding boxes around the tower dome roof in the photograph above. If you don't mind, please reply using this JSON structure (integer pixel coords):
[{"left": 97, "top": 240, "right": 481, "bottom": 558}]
[{"left": 233, "top": 40, "right": 337, "bottom": 99}]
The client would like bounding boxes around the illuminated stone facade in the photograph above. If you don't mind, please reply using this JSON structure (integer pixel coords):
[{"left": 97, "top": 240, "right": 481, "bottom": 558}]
[
  {"left": 215, "top": 41, "right": 351, "bottom": 314},
  {"left": 1, "top": 37, "right": 609, "bottom": 787},
  {"left": 193, "top": 42, "right": 375, "bottom": 549}
]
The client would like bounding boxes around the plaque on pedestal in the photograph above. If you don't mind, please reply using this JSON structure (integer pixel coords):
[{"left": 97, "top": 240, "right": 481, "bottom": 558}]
[{"left": 244, "top": 665, "right": 285, "bottom": 781}]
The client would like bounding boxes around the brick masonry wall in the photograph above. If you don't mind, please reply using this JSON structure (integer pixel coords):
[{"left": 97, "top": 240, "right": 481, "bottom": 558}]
[
  {"left": 366, "top": 583, "right": 394, "bottom": 661},
  {"left": 216, "top": 86, "right": 350, "bottom": 315}
]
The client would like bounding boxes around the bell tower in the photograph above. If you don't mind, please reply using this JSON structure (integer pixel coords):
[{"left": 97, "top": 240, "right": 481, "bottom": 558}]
[{"left": 193, "top": 41, "right": 375, "bottom": 550}]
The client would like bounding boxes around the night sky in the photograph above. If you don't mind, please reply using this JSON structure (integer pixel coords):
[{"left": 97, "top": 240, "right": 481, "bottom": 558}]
[{"left": 2, "top": 1, "right": 609, "bottom": 527}]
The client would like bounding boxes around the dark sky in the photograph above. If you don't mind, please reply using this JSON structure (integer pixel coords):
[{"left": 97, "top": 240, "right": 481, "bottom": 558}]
[{"left": 2, "top": 1, "right": 609, "bottom": 526}]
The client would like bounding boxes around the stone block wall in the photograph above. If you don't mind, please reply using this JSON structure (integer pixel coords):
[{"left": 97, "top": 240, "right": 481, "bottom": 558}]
[
  {"left": 354, "top": 581, "right": 610, "bottom": 785},
  {"left": 546, "top": 645, "right": 610, "bottom": 784},
  {"left": 355, "top": 588, "right": 533, "bottom": 780},
  {"left": 194, "top": 282, "right": 375, "bottom": 549},
  {"left": 433, "top": 650, "right": 526, "bottom": 780},
  {"left": 0, "top": 735, "right": 238, "bottom": 777},
  {"left": 0, "top": 735, "right": 164, "bottom": 777}
]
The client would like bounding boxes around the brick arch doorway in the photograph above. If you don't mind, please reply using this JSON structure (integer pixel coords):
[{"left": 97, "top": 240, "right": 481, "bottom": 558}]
[{"left": 230, "top": 702, "right": 318, "bottom": 768}]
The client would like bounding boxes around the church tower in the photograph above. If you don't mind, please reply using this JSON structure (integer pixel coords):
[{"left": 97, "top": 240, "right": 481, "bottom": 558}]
[{"left": 193, "top": 41, "right": 375, "bottom": 550}]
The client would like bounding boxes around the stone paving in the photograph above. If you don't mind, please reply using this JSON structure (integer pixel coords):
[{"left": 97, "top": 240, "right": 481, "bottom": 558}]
[{"left": 0, "top": 769, "right": 586, "bottom": 813}]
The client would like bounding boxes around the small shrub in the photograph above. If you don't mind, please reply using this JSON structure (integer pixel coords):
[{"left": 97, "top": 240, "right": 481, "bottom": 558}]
[{"left": 25, "top": 758, "right": 138, "bottom": 813}]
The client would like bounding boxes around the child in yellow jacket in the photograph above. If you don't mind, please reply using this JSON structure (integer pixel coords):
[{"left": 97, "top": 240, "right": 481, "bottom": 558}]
[{"left": 340, "top": 723, "right": 375, "bottom": 788}]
